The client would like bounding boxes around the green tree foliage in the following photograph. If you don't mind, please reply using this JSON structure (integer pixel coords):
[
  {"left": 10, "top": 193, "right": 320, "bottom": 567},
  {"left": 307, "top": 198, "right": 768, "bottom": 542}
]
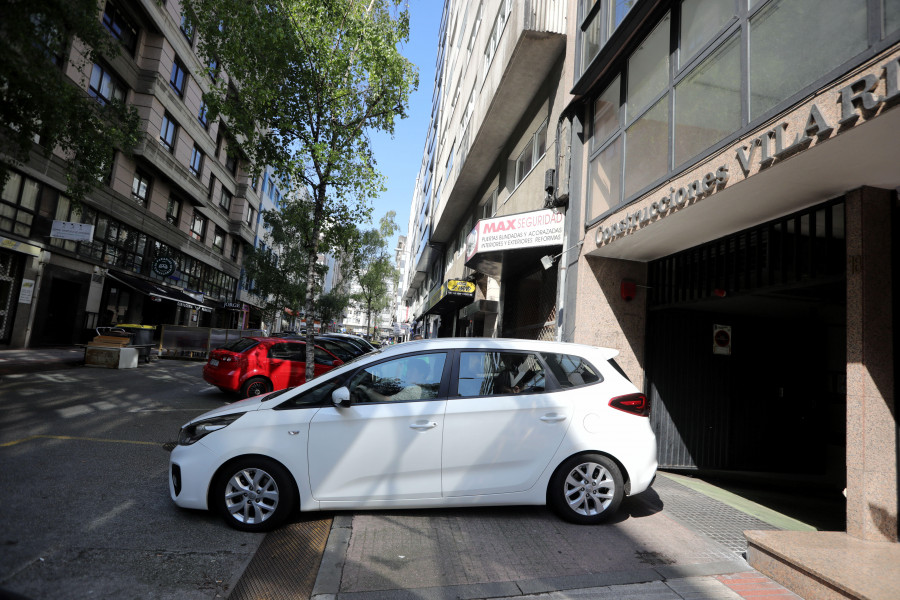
[
  {"left": 242, "top": 197, "right": 321, "bottom": 330},
  {"left": 352, "top": 212, "right": 398, "bottom": 337},
  {"left": 184, "top": 0, "right": 417, "bottom": 377},
  {"left": 0, "top": 0, "right": 141, "bottom": 200}
]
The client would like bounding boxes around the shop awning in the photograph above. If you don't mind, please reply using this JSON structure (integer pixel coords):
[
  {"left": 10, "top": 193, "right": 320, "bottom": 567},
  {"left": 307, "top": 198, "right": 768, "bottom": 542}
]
[
  {"left": 422, "top": 279, "right": 476, "bottom": 317},
  {"left": 107, "top": 271, "right": 211, "bottom": 312}
]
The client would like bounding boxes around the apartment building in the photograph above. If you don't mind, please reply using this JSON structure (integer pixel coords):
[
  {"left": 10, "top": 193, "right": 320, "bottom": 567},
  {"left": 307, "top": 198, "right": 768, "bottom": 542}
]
[
  {"left": 401, "top": 0, "right": 570, "bottom": 340},
  {"left": 0, "top": 0, "right": 261, "bottom": 347},
  {"left": 565, "top": 0, "right": 899, "bottom": 593},
  {"left": 404, "top": 0, "right": 898, "bottom": 593}
]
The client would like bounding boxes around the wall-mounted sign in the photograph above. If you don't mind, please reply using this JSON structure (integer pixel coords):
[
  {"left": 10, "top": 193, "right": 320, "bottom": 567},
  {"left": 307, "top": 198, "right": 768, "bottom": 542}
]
[
  {"left": 18, "top": 278, "right": 35, "bottom": 304},
  {"left": 713, "top": 324, "right": 732, "bottom": 355},
  {"left": 446, "top": 279, "right": 476, "bottom": 294},
  {"left": 50, "top": 220, "right": 94, "bottom": 242},
  {"left": 152, "top": 257, "right": 177, "bottom": 277},
  {"left": 466, "top": 209, "right": 564, "bottom": 261}
]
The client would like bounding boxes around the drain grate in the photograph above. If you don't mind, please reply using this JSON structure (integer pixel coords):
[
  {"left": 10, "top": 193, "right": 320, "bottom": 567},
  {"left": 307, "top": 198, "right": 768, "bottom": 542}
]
[{"left": 228, "top": 516, "right": 332, "bottom": 600}]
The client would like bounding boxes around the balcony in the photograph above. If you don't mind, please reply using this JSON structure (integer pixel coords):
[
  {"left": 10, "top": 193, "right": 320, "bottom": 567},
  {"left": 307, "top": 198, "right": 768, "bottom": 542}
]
[{"left": 431, "top": 0, "right": 566, "bottom": 243}]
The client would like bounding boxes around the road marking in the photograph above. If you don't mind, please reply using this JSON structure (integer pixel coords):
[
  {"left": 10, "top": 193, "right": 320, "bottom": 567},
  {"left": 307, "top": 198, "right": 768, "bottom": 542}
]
[{"left": 0, "top": 435, "right": 162, "bottom": 448}]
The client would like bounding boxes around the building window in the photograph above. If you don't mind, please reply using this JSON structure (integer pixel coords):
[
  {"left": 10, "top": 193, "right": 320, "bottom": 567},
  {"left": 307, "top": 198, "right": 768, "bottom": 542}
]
[
  {"left": 514, "top": 120, "right": 548, "bottom": 187},
  {"left": 208, "top": 57, "right": 219, "bottom": 82},
  {"left": 674, "top": 33, "right": 740, "bottom": 167},
  {"left": 0, "top": 171, "right": 40, "bottom": 236},
  {"left": 245, "top": 204, "right": 256, "bottom": 228},
  {"left": 88, "top": 63, "right": 126, "bottom": 105},
  {"left": 160, "top": 113, "right": 177, "bottom": 152},
  {"left": 197, "top": 103, "right": 209, "bottom": 129},
  {"left": 483, "top": 0, "right": 512, "bottom": 74},
  {"left": 102, "top": 1, "right": 138, "bottom": 55},
  {"left": 189, "top": 145, "right": 204, "bottom": 177},
  {"left": 225, "top": 152, "right": 238, "bottom": 177},
  {"left": 219, "top": 187, "right": 232, "bottom": 211},
  {"left": 251, "top": 176, "right": 259, "bottom": 192},
  {"left": 230, "top": 240, "right": 240, "bottom": 261},
  {"left": 190, "top": 211, "right": 207, "bottom": 241},
  {"left": 749, "top": 0, "right": 867, "bottom": 120},
  {"left": 212, "top": 227, "right": 225, "bottom": 253},
  {"left": 166, "top": 196, "right": 181, "bottom": 225},
  {"left": 131, "top": 170, "right": 151, "bottom": 206},
  {"left": 579, "top": 0, "right": 634, "bottom": 75},
  {"left": 170, "top": 57, "right": 187, "bottom": 97},
  {"left": 180, "top": 16, "right": 194, "bottom": 43}
]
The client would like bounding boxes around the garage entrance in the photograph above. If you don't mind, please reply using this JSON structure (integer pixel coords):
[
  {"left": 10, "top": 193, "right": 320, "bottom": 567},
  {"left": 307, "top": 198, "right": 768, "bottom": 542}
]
[{"left": 645, "top": 198, "right": 846, "bottom": 490}]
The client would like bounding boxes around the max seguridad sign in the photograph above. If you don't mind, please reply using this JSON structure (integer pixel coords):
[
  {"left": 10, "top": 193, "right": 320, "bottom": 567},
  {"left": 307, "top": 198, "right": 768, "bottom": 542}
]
[{"left": 466, "top": 209, "right": 564, "bottom": 260}]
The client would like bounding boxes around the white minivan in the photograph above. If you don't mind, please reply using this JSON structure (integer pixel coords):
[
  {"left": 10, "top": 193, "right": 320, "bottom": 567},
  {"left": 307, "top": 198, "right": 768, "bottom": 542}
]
[{"left": 170, "top": 338, "right": 658, "bottom": 531}]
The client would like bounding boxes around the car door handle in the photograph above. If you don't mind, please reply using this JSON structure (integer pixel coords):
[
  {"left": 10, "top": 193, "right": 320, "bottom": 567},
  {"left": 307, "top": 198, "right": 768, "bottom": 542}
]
[
  {"left": 540, "top": 414, "right": 567, "bottom": 423},
  {"left": 409, "top": 421, "right": 437, "bottom": 430}
]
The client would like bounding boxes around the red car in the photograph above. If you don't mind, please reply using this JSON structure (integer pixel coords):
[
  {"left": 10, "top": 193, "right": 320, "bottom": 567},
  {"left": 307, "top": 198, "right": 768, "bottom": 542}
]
[{"left": 203, "top": 337, "right": 344, "bottom": 398}]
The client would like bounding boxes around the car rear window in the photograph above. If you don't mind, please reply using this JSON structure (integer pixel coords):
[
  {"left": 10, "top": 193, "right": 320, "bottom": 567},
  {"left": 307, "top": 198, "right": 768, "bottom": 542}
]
[
  {"left": 540, "top": 352, "right": 603, "bottom": 389},
  {"left": 219, "top": 338, "right": 259, "bottom": 353}
]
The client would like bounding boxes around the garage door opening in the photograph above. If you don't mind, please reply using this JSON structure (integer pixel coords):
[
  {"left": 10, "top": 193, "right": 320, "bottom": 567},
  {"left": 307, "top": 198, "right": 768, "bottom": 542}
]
[{"left": 645, "top": 198, "right": 846, "bottom": 529}]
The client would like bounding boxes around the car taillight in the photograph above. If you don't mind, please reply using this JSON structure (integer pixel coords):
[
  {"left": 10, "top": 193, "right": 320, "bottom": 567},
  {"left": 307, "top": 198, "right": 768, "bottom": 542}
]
[{"left": 609, "top": 393, "right": 650, "bottom": 417}]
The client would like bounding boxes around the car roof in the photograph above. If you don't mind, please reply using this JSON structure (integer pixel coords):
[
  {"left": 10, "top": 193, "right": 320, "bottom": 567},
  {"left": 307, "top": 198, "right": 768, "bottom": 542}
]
[{"left": 377, "top": 338, "right": 618, "bottom": 360}]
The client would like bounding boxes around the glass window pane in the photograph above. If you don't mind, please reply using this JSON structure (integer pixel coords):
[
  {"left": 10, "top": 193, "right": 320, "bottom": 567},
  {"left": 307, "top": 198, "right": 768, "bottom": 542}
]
[
  {"left": 627, "top": 13, "right": 670, "bottom": 121},
  {"left": 19, "top": 179, "right": 39, "bottom": 210},
  {"left": 750, "top": 0, "right": 867, "bottom": 120},
  {"left": 624, "top": 95, "right": 669, "bottom": 198},
  {"left": 680, "top": 0, "right": 734, "bottom": 67},
  {"left": 887, "top": 0, "right": 900, "bottom": 36},
  {"left": 588, "top": 135, "right": 622, "bottom": 220},
  {"left": 2, "top": 172, "right": 22, "bottom": 202},
  {"left": 610, "top": 0, "right": 635, "bottom": 35},
  {"left": 675, "top": 33, "right": 741, "bottom": 166},
  {"left": 581, "top": 9, "right": 603, "bottom": 73},
  {"left": 592, "top": 76, "right": 620, "bottom": 150}
]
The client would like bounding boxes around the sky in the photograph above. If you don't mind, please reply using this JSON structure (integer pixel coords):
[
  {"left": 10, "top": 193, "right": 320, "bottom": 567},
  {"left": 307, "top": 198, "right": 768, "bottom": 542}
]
[{"left": 367, "top": 1, "right": 444, "bottom": 251}]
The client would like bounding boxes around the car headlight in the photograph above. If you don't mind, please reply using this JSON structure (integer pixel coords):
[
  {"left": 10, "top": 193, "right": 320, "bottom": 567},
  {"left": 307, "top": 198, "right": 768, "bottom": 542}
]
[{"left": 178, "top": 413, "right": 244, "bottom": 446}]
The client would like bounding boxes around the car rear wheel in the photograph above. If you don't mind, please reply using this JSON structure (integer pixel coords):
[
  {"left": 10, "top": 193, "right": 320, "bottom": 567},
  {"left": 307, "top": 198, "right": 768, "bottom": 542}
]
[
  {"left": 549, "top": 454, "right": 624, "bottom": 524},
  {"left": 241, "top": 377, "right": 271, "bottom": 398},
  {"left": 212, "top": 457, "right": 295, "bottom": 532}
]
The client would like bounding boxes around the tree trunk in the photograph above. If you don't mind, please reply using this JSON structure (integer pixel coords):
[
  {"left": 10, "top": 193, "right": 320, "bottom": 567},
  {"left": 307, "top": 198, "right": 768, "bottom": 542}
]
[{"left": 304, "top": 191, "right": 325, "bottom": 381}]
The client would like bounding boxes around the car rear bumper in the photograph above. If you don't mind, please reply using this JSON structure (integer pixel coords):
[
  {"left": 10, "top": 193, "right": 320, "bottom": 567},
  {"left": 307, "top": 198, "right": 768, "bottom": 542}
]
[{"left": 202, "top": 364, "right": 240, "bottom": 391}]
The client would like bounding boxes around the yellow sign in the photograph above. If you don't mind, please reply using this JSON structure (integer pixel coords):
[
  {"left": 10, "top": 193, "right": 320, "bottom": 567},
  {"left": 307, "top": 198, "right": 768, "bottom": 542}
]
[{"left": 446, "top": 280, "right": 475, "bottom": 294}]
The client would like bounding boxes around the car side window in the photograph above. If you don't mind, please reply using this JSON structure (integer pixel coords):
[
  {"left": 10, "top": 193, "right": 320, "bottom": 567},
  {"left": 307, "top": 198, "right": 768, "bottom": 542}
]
[
  {"left": 274, "top": 378, "right": 340, "bottom": 410},
  {"left": 268, "top": 343, "right": 292, "bottom": 360},
  {"left": 348, "top": 353, "right": 446, "bottom": 403},
  {"left": 457, "top": 352, "right": 546, "bottom": 397},
  {"left": 540, "top": 352, "right": 603, "bottom": 389}
]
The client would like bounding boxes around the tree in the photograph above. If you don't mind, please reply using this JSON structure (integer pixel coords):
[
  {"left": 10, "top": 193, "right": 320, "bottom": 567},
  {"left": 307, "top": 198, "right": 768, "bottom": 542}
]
[
  {"left": 184, "top": 0, "right": 417, "bottom": 378},
  {"left": 351, "top": 212, "right": 398, "bottom": 337},
  {"left": 0, "top": 0, "right": 141, "bottom": 200},
  {"left": 241, "top": 197, "right": 318, "bottom": 332}
]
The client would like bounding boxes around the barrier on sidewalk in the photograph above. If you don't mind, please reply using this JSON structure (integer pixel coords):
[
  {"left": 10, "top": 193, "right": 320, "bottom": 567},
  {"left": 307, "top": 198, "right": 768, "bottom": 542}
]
[{"left": 159, "top": 326, "right": 265, "bottom": 359}]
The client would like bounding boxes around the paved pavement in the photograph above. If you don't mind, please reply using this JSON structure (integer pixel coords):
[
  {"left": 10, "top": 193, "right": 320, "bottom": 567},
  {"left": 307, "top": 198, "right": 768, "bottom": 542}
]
[{"left": 0, "top": 346, "right": 809, "bottom": 599}]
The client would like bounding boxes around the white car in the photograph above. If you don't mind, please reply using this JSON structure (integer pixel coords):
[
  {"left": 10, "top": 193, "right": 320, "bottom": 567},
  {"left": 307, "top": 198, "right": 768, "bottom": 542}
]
[{"left": 169, "top": 338, "right": 658, "bottom": 531}]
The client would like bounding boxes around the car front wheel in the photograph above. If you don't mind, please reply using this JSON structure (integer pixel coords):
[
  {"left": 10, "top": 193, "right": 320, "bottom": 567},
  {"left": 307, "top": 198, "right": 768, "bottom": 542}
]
[
  {"left": 549, "top": 454, "right": 624, "bottom": 524},
  {"left": 212, "top": 457, "right": 295, "bottom": 532}
]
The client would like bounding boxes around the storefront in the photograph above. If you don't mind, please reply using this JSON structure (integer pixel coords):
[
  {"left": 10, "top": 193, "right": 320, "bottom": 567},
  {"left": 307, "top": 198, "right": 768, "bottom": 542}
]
[
  {"left": 465, "top": 208, "right": 564, "bottom": 340},
  {"left": 566, "top": 0, "right": 899, "bottom": 574}
]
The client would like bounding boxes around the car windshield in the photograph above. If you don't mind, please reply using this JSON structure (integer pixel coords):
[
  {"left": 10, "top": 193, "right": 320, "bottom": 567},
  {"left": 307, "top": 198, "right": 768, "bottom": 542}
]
[{"left": 218, "top": 338, "right": 259, "bottom": 353}]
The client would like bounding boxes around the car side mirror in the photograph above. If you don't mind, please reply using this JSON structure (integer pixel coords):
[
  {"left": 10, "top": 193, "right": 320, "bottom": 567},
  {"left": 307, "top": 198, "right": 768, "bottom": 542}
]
[{"left": 332, "top": 386, "right": 351, "bottom": 407}]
